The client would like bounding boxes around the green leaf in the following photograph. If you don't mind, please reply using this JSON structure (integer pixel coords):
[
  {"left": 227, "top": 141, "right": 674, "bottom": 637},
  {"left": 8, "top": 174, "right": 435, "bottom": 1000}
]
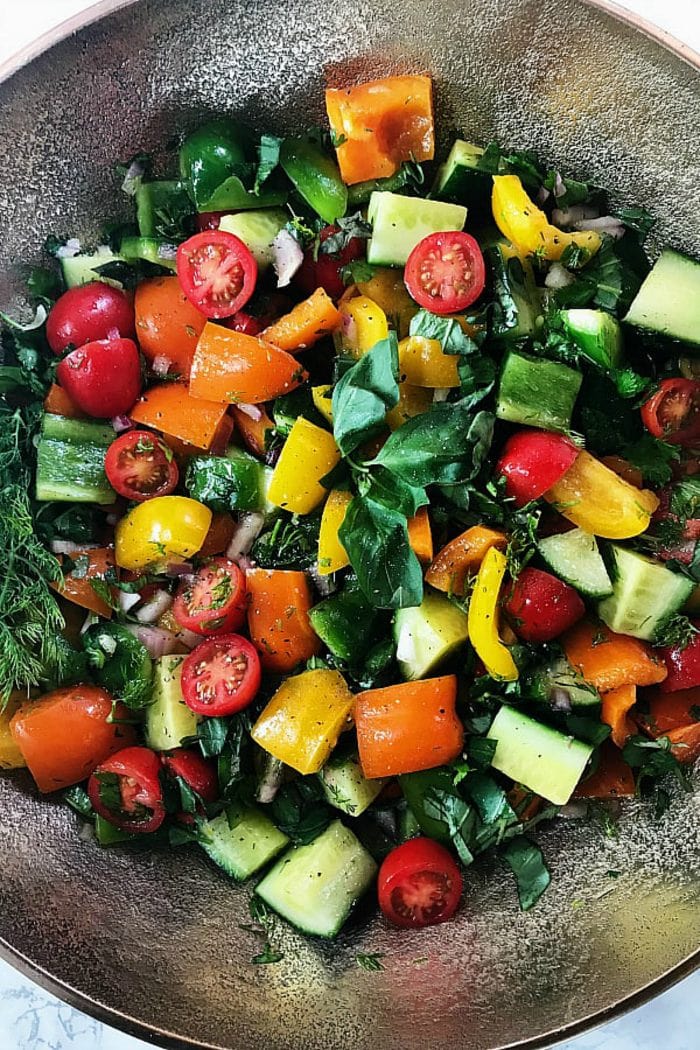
[
  {"left": 622, "top": 734, "right": 692, "bottom": 792},
  {"left": 331, "top": 335, "right": 399, "bottom": 455},
  {"left": 252, "top": 511, "right": 322, "bottom": 571},
  {"left": 502, "top": 835, "right": 551, "bottom": 910},
  {"left": 356, "top": 952, "right": 385, "bottom": 972},
  {"left": 614, "top": 205, "right": 655, "bottom": 238},
  {"left": 423, "top": 788, "right": 476, "bottom": 865},
  {"left": 319, "top": 212, "right": 372, "bottom": 254},
  {"left": 63, "top": 785, "right": 94, "bottom": 820},
  {"left": 361, "top": 466, "right": 428, "bottom": 517},
  {"left": 622, "top": 436, "right": 680, "bottom": 487},
  {"left": 339, "top": 496, "right": 423, "bottom": 609},
  {"left": 268, "top": 779, "right": 332, "bottom": 844},
  {"left": 254, "top": 134, "right": 283, "bottom": 194},
  {"left": 82, "top": 624, "right": 153, "bottom": 709},
  {"left": 463, "top": 773, "right": 515, "bottom": 825},
  {"left": 372, "top": 404, "right": 494, "bottom": 487},
  {"left": 408, "top": 310, "right": 479, "bottom": 355}
]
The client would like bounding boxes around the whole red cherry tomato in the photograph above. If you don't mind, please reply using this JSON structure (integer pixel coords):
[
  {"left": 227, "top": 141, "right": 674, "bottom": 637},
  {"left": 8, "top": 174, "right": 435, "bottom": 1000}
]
[
  {"left": 56, "top": 337, "right": 142, "bottom": 418},
  {"left": 378, "top": 837, "right": 463, "bottom": 929},
  {"left": 504, "top": 567, "right": 585, "bottom": 643},
  {"left": 659, "top": 624, "right": 700, "bottom": 692},
  {"left": 161, "top": 748, "right": 219, "bottom": 802},
  {"left": 496, "top": 429, "right": 580, "bottom": 507},
  {"left": 46, "top": 282, "right": 135, "bottom": 355}
]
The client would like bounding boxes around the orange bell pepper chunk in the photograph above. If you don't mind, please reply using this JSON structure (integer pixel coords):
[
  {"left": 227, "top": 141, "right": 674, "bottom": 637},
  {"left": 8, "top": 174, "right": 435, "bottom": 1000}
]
[
  {"left": 665, "top": 723, "right": 700, "bottom": 764},
  {"left": 426, "top": 525, "right": 507, "bottom": 596},
  {"left": 354, "top": 675, "right": 463, "bottom": 779},
  {"left": 573, "top": 741, "right": 636, "bottom": 799},
  {"left": 43, "top": 383, "right": 85, "bottom": 419},
  {"left": 231, "top": 404, "right": 275, "bottom": 457},
  {"left": 263, "top": 289, "right": 341, "bottom": 353},
  {"left": 10, "top": 686, "right": 136, "bottom": 792},
  {"left": 189, "top": 324, "right": 307, "bottom": 404},
  {"left": 52, "top": 546, "right": 117, "bottom": 619},
  {"left": 562, "top": 620, "right": 667, "bottom": 693},
  {"left": 246, "top": 568, "right": 321, "bottom": 674},
  {"left": 130, "top": 382, "right": 229, "bottom": 451},
  {"left": 134, "top": 275, "right": 207, "bottom": 379},
  {"left": 601, "top": 683, "right": 637, "bottom": 748},
  {"left": 325, "top": 75, "right": 434, "bottom": 185},
  {"left": 407, "top": 507, "right": 433, "bottom": 565},
  {"left": 635, "top": 686, "right": 700, "bottom": 737}
]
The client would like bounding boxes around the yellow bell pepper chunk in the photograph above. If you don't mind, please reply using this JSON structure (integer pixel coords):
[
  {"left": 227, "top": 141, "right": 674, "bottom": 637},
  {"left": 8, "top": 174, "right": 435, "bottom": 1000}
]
[
  {"left": 251, "top": 668, "right": 354, "bottom": 775},
  {"left": 492, "top": 175, "right": 602, "bottom": 262},
  {"left": 115, "top": 496, "right": 212, "bottom": 572},
  {"left": 0, "top": 694, "right": 26, "bottom": 770},
  {"left": 318, "top": 490, "right": 352, "bottom": 575},
  {"left": 467, "top": 547, "right": 519, "bottom": 682},
  {"left": 357, "top": 268, "right": 417, "bottom": 337},
  {"left": 312, "top": 384, "right": 334, "bottom": 425},
  {"left": 335, "top": 296, "right": 389, "bottom": 358},
  {"left": 544, "top": 450, "right": 659, "bottom": 539},
  {"left": 398, "top": 336, "right": 460, "bottom": 388},
  {"left": 267, "top": 417, "right": 340, "bottom": 515},
  {"left": 385, "top": 381, "right": 433, "bottom": 430}
]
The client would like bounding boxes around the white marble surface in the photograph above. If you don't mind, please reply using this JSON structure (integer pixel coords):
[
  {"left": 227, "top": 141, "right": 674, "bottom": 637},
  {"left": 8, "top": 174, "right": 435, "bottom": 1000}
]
[{"left": 1, "top": 1, "right": 699, "bottom": 1047}]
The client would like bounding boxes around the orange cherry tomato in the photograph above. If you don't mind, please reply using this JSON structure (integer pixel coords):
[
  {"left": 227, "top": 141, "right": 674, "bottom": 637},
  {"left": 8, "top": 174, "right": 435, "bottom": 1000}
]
[{"left": 134, "top": 276, "right": 207, "bottom": 378}]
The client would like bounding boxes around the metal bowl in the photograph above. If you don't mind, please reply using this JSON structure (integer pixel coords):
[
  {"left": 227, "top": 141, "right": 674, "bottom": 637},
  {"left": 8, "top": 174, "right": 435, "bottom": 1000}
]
[{"left": 0, "top": 1, "right": 698, "bottom": 1047}]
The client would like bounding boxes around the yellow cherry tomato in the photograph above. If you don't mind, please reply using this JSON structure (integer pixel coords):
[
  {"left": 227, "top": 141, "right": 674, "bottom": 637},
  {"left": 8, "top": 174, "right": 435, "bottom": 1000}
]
[
  {"left": 492, "top": 175, "right": 602, "bottom": 261},
  {"left": 334, "top": 296, "right": 389, "bottom": 359},
  {"left": 544, "top": 451, "right": 659, "bottom": 539},
  {"left": 267, "top": 417, "right": 340, "bottom": 515},
  {"left": 318, "top": 490, "right": 352, "bottom": 575},
  {"left": 398, "top": 335, "right": 460, "bottom": 388},
  {"left": 467, "top": 547, "right": 519, "bottom": 682},
  {"left": 115, "top": 496, "right": 212, "bottom": 572},
  {"left": 385, "top": 381, "right": 433, "bottom": 430}
]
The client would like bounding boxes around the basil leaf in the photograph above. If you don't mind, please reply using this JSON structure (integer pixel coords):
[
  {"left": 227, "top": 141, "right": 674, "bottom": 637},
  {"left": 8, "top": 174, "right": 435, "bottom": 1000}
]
[
  {"left": 254, "top": 134, "right": 283, "bottom": 194},
  {"left": 463, "top": 772, "right": 515, "bottom": 825},
  {"left": 372, "top": 404, "right": 494, "bottom": 487},
  {"left": 361, "top": 466, "right": 428, "bottom": 517},
  {"left": 409, "top": 310, "right": 479, "bottom": 355},
  {"left": 331, "top": 335, "right": 399, "bottom": 456},
  {"left": 339, "top": 496, "right": 423, "bottom": 609},
  {"left": 423, "top": 788, "right": 476, "bottom": 866},
  {"left": 502, "top": 835, "right": 551, "bottom": 910}
]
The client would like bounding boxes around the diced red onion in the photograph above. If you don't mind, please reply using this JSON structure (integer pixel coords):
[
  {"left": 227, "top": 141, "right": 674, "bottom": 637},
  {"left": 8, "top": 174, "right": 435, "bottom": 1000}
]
[
  {"left": 544, "top": 263, "right": 575, "bottom": 290},
  {"left": 536, "top": 186, "right": 551, "bottom": 205},
  {"left": 157, "top": 243, "right": 178, "bottom": 261},
  {"left": 272, "top": 229, "right": 304, "bottom": 288},
  {"left": 165, "top": 561, "right": 194, "bottom": 578},
  {"left": 574, "top": 216, "right": 625, "bottom": 239},
  {"left": 49, "top": 539, "right": 84, "bottom": 555},
  {"left": 134, "top": 589, "right": 173, "bottom": 623},
  {"left": 552, "top": 205, "right": 599, "bottom": 227},
  {"left": 55, "top": 238, "right": 81, "bottom": 259},
  {"left": 123, "top": 623, "right": 187, "bottom": 658},
  {"left": 237, "top": 554, "right": 256, "bottom": 574},
  {"left": 553, "top": 172, "right": 566, "bottom": 198},
  {"left": 235, "top": 402, "right": 263, "bottom": 422},
  {"left": 308, "top": 564, "right": 337, "bottom": 597},
  {"left": 111, "top": 414, "right": 134, "bottom": 433},
  {"left": 121, "top": 157, "right": 147, "bottom": 196},
  {"left": 175, "top": 626, "right": 201, "bottom": 650},
  {"left": 118, "top": 591, "right": 142, "bottom": 613},
  {"left": 226, "top": 512, "right": 265, "bottom": 562},
  {"left": 78, "top": 821, "right": 96, "bottom": 843},
  {"left": 433, "top": 387, "right": 451, "bottom": 403},
  {"left": 152, "top": 354, "right": 172, "bottom": 377},
  {"left": 265, "top": 446, "right": 281, "bottom": 467},
  {"left": 549, "top": 687, "right": 572, "bottom": 713}
]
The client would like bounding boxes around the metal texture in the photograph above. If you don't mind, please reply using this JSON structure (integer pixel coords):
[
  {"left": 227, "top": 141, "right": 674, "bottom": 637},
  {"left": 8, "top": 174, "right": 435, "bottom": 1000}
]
[{"left": 0, "top": 1, "right": 699, "bottom": 1047}]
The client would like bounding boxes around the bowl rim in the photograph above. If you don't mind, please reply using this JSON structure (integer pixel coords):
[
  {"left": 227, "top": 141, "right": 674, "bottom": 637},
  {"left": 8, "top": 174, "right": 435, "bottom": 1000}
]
[{"left": 0, "top": 0, "right": 698, "bottom": 1046}]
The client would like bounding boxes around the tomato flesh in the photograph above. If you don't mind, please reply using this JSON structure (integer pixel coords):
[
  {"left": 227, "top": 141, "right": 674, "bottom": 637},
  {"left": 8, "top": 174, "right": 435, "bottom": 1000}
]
[
  {"left": 105, "top": 430, "right": 179, "bottom": 501},
  {"left": 504, "top": 566, "right": 585, "bottom": 643},
  {"left": 181, "top": 633, "right": 261, "bottom": 716},
  {"left": 496, "top": 429, "right": 579, "bottom": 507},
  {"left": 46, "top": 282, "right": 135, "bottom": 355},
  {"left": 641, "top": 378, "right": 700, "bottom": 447},
  {"left": 404, "top": 231, "right": 485, "bottom": 315},
  {"left": 88, "top": 746, "right": 165, "bottom": 834},
  {"left": 659, "top": 625, "right": 700, "bottom": 692},
  {"left": 295, "top": 224, "right": 365, "bottom": 300},
  {"left": 173, "top": 557, "right": 247, "bottom": 636},
  {"left": 377, "top": 837, "right": 463, "bottom": 928},
  {"left": 177, "top": 231, "right": 257, "bottom": 319},
  {"left": 56, "top": 337, "right": 143, "bottom": 419}
]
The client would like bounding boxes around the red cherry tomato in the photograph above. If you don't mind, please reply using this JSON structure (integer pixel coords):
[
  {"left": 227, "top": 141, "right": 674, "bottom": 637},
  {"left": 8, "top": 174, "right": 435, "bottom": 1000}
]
[
  {"left": 172, "top": 558, "right": 247, "bottom": 636},
  {"left": 641, "top": 378, "right": 700, "bottom": 447},
  {"left": 161, "top": 748, "right": 219, "bottom": 802},
  {"left": 378, "top": 837, "right": 463, "bottom": 929},
  {"left": 181, "top": 633, "right": 261, "bottom": 716},
  {"left": 496, "top": 429, "right": 580, "bottom": 507},
  {"left": 46, "top": 282, "right": 135, "bottom": 355},
  {"left": 504, "top": 566, "right": 585, "bottom": 643},
  {"left": 223, "top": 311, "right": 265, "bottom": 336},
  {"left": 87, "top": 746, "right": 165, "bottom": 834},
  {"left": 56, "top": 337, "right": 142, "bottom": 418},
  {"left": 659, "top": 624, "right": 700, "bottom": 692},
  {"left": 176, "top": 231, "right": 257, "bottom": 319},
  {"left": 195, "top": 211, "right": 230, "bottom": 232},
  {"left": 295, "top": 224, "right": 365, "bottom": 301},
  {"left": 404, "top": 231, "right": 486, "bottom": 315},
  {"left": 104, "top": 429, "right": 179, "bottom": 502}
]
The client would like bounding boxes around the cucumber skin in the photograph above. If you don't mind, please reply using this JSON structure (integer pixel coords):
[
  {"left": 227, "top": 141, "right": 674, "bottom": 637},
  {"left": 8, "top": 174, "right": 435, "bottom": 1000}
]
[
  {"left": 537, "top": 527, "right": 613, "bottom": 599},
  {"left": 200, "top": 807, "right": 289, "bottom": 881},
  {"left": 36, "top": 414, "right": 114, "bottom": 504},
  {"left": 496, "top": 350, "right": 582, "bottom": 432}
]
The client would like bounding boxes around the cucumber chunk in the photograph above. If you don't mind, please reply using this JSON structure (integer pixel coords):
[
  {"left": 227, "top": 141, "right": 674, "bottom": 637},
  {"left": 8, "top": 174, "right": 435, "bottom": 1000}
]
[
  {"left": 488, "top": 243, "right": 542, "bottom": 342},
  {"left": 431, "top": 139, "right": 492, "bottom": 217},
  {"left": 487, "top": 705, "right": 593, "bottom": 805},
  {"left": 537, "top": 527, "right": 613, "bottom": 599},
  {"left": 367, "top": 192, "right": 467, "bottom": 267},
  {"left": 35, "top": 414, "right": 114, "bottom": 504},
  {"left": 135, "top": 179, "right": 192, "bottom": 239},
  {"left": 219, "top": 209, "right": 288, "bottom": 269},
  {"left": 524, "top": 655, "right": 601, "bottom": 711},
  {"left": 597, "top": 545, "right": 694, "bottom": 641},
  {"left": 624, "top": 249, "right": 700, "bottom": 348},
  {"left": 144, "top": 655, "right": 198, "bottom": 751},
  {"left": 394, "top": 589, "right": 469, "bottom": 680},
  {"left": 255, "top": 820, "right": 377, "bottom": 938},
  {"left": 318, "top": 751, "right": 386, "bottom": 816},
  {"left": 120, "top": 236, "right": 177, "bottom": 272},
  {"left": 200, "top": 805, "right": 289, "bottom": 881},
  {"left": 496, "top": 349, "right": 582, "bottom": 432},
  {"left": 60, "top": 247, "right": 126, "bottom": 289},
  {"left": 560, "top": 309, "right": 623, "bottom": 369}
]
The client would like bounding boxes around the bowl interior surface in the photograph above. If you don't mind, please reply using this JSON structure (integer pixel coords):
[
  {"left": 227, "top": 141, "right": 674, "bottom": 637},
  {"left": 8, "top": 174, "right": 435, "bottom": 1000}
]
[{"left": 0, "top": 1, "right": 699, "bottom": 1048}]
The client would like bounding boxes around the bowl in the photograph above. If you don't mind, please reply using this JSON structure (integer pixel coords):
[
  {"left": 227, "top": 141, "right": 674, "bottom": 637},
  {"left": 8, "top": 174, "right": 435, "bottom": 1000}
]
[{"left": 0, "top": 1, "right": 699, "bottom": 1047}]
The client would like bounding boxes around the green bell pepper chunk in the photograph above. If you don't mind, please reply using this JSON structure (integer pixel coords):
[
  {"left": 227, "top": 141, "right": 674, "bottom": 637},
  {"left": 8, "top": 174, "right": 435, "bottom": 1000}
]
[
  {"left": 347, "top": 166, "right": 418, "bottom": 207},
  {"left": 309, "top": 577, "right": 379, "bottom": 664},
  {"left": 280, "top": 136, "right": 347, "bottom": 224},
  {"left": 200, "top": 177, "right": 287, "bottom": 213},
  {"left": 179, "top": 119, "right": 253, "bottom": 208},
  {"left": 185, "top": 447, "right": 269, "bottom": 513}
]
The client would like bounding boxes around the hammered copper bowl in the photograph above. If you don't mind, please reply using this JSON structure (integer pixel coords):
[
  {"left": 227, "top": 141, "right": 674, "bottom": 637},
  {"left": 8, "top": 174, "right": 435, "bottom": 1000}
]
[{"left": 0, "top": 1, "right": 699, "bottom": 1047}]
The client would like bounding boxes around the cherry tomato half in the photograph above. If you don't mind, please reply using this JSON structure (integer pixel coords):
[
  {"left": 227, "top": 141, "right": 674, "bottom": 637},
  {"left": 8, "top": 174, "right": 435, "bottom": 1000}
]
[
  {"left": 496, "top": 428, "right": 580, "bottom": 507},
  {"left": 295, "top": 224, "right": 365, "bottom": 301},
  {"left": 176, "top": 231, "right": 257, "bottom": 319},
  {"left": 172, "top": 557, "right": 247, "bottom": 636},
  {"left": 404, "top": 231, "right": 486, "bottom": 316},
  {"left": 105, "top": 429, "right": 179, "bottom": 502},
  {"left": 378, "top": 837, "right": 463, "bottom": 929},
  {"left": 641, "top": 378, "right": 700, "bottom": 447},
  {"left": 504, "top": 566, "right": 585, "bottom": 643},
  {"left": 88, "top": 746, "right": 165, "bottom": 834},
  {"left": 161, "top": 747, "right": 219, "bottom": 802},
  {"left": 181, "top": 633, "right": 261, "bottom": 716},
  {"left": 46, "top": 282, "right": 135, "bottom": 355},
  {"left": 56, "top": 337, "right": 142, "bottom": 418}
]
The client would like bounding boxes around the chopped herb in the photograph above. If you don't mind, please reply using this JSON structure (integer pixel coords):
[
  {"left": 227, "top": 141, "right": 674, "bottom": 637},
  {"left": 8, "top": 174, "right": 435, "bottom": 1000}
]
[
  {"left": 502, "top": 835, "right": 551, "bottom": 910},
  {"left": 356, "top": 952, "right": 385, "bottom": 971}
]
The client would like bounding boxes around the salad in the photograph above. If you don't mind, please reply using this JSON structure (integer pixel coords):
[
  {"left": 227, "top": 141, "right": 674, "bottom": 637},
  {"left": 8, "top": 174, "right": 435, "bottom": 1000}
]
[{"left": 1, "top": 72, "right": 699, "bottom": 944}]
